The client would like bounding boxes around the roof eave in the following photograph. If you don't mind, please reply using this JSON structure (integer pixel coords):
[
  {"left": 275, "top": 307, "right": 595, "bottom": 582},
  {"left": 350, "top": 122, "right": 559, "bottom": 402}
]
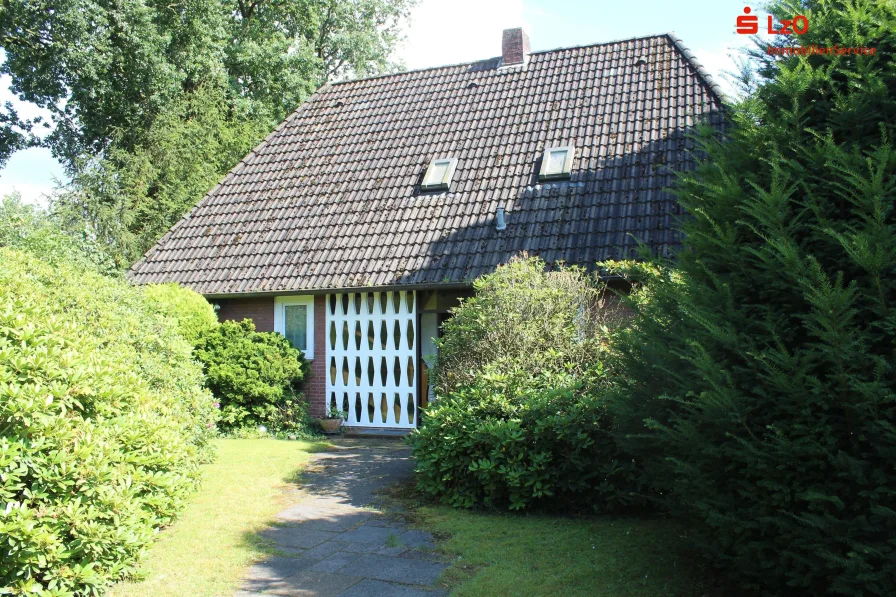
[{"left": 201, "top": 280, "right": 476, "bottom": 300}]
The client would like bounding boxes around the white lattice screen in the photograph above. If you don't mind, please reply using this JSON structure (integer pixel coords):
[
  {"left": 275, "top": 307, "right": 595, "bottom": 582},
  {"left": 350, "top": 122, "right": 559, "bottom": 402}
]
[{"left": 325, "top": 291, "right": 417, "bottom": 429}]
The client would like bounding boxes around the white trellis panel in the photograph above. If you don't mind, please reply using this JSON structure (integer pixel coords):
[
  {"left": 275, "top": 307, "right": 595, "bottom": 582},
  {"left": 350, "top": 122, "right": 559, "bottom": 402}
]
[{"left": 325, "top": 291, "right": 417, "bottom": 429}]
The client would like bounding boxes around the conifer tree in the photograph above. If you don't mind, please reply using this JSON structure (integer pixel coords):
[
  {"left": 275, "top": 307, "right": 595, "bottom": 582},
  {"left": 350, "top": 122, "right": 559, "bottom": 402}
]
[{"left": 607, "top": 1, "right": 896, "bottom": 594}]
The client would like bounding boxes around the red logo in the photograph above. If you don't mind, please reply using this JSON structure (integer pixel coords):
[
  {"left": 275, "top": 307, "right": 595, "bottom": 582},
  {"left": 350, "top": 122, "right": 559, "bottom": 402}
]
[{"left": 737, "top": 6, "right": 809, "bottom": 35}]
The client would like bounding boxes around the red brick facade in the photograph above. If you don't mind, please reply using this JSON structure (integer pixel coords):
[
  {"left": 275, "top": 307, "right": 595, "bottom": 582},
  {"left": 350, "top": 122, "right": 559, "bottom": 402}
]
[
  {"left": 307, "top": 295, "right": 327, "bottom": 418},
  {"left": 214, "top": 294, "right": 327, "bottom": 418},
  {"left": 215, "top": 296, "right": 275, "bottom": 331}
]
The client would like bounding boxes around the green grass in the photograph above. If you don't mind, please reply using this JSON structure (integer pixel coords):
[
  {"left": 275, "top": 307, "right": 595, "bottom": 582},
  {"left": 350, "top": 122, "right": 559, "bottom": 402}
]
[
  {"left": 415, "top": 506, "right": 710, "bottom": 597},
  {"left": 109, "top": 438, "right": 327, "bottom": 597}
]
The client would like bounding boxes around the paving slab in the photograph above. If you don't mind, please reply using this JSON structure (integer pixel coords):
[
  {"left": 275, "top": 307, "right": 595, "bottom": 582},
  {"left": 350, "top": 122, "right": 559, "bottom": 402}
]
[
  {"left": 234, "top": 438, "right": 448, "bottom": 597},
  {"left": 308, "top": 551, "right": 364, "bottom": 573},
  {"left": 260, "top": 527, "right": 340, "bottom": 549},
  {"left": 399, "top": 549, "right": 451, "bottom": 563},
  {"left": 336, "top": 524, "right": 406, "bottom": 544},
  {"left": 241, "top": 578, "right": 295, "bottom": 594},
  {"left": 287, "top": 511, "right": 375, "bottom": 532},
  {"left": 334, "top": 541, "right": 387, "bottom": 554},
  {"left": 244, "top": 556, "right": 315, "bottom": 581},
  {"left": 364, "top": 517, "right": 405, "bottom": 528},
  {"left": 374, "top": 544, "right": 409, "bottom": 556},
  {"left": 335, "top": 579, "right": 448, "bottom": 597},
  {"left": 398, "top": 530, "right": 437, "bottom": 549},
  {"left": 336, "top": 554, "right": 446, "bottom": 586},
  {"left": 263, "top": 570, "right": 362, "bottom": 597},
  {"left": 293, "top": 540, "right": 345, "bottom": 562}
]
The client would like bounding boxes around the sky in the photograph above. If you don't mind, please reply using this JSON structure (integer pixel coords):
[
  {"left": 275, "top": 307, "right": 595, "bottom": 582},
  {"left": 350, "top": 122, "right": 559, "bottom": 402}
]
[{"left": 0, "top": 0, "right": 754, "bottom": 206}]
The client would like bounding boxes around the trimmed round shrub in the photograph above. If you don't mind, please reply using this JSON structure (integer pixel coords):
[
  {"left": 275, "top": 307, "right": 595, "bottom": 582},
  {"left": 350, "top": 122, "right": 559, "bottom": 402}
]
[
  {"left": 194, "top": 319, "right": 310, "bottom": 432},
  {"left": 143, "top": 282, "right": 218, "bottom": 344},
  {"left": 0, "top": 248, "right": 217, "bottom": 595}
]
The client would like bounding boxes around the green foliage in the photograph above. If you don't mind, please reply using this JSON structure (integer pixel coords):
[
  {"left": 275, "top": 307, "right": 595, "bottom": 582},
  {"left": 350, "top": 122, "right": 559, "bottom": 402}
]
[
  {"left": 411, "top": 368, "right": 644, "bottom": 512},
  {"left": 414, "top": 256, "right": 639, "bottom": 511},
  {"left": 0, "top": 248, "right": 217, "bottom": 596},
  {"left": 142, "top": 283, "right": 218, "bottom": 345},
  {"left": 0, "top": 0, "right": 416, "bottom": 266},
  {"left": 433, "top": 254, "right": 613, "bottom": 395},
  {"left": 194, "top": 319, "right": 310, "bottom": 432},
  {"left": 0, "top": 192, "right": 116, "bottom": 274},
  {"left": 326, "top": 404, "right": 347, "bottom": 419},
  {"left": 0, "top": 0, "right": 414, "bottom": 163},
  {"left": 51, "top": 86, "right": 274, "bottom": 268},
  {"left": 604, "top": 2, "right": 896, "bottom": 595}
]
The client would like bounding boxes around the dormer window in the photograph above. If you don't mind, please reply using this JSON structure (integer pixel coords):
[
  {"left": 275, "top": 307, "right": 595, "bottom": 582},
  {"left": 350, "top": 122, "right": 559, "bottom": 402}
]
[
  {"left": 539, "top": 145, "right": 575, "bottom": 181},
  {"left": 421, "top": 157, "right": 458, "bottom": 191}
]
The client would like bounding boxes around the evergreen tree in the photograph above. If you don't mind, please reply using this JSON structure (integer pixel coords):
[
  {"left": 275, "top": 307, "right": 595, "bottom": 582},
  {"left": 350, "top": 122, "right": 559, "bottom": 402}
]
[{"left": 607, "top": 1, "right": 896, "bottom": 595}]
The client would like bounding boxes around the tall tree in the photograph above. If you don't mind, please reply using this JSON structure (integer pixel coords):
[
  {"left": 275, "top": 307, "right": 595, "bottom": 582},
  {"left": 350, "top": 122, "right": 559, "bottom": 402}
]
[
  {"left": 0, "top": 0, "right": 414, "bottom": 266},
  {"left": 607, "top": 1, "right": 896, "bottom": 595}
]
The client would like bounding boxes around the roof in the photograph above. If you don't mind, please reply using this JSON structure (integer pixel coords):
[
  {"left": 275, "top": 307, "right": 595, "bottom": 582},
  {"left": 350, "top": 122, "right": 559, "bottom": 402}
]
[{"left": 129, "top": 33, "right": 726, "bottom": 296}]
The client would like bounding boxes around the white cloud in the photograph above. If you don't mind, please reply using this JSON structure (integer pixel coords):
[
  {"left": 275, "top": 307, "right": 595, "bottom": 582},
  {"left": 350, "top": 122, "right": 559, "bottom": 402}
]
[{"left": 398, "top": 0, "right": 528, "bottom": 70}]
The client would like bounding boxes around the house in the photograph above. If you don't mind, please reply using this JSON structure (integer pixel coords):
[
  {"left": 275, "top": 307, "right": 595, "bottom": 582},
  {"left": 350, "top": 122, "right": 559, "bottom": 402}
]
[{"left": 129, "top": 28, "right": 726, "bottom": 431}]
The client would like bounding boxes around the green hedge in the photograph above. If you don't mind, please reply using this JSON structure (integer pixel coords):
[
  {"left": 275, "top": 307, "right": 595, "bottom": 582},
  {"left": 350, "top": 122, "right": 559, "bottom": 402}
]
[
  {"left": 143, "top": 282, "right": 218, "bottom": 344},
  {"left": 411, "top": 256, "right": 640, "bottom": 511},
  {"left": 602, "top": 2, "right": 896, "bottom": 594},
  {"left": 0, "top": 248, "right": 217, "bottom": 595},
  {"left": 433, "top": 255, "right": 607, "bottom": 395},
  {"left": 410, "top": 369, "right": 644, "bottom": 511}
]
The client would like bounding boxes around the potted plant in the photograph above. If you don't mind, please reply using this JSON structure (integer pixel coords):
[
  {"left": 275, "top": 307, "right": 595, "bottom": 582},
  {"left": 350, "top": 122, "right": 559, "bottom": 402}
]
[{"left": 318, "top": 405, "right": 346, "bottom": 434}]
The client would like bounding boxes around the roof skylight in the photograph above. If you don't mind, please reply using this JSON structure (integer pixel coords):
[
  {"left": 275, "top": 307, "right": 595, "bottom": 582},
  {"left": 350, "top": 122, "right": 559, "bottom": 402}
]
[
  {"left": 539, "top": 145, "right": 575, "bottom": 181},
  {"left": 421, "top": 157, "right": 458, "bottom": 191}
]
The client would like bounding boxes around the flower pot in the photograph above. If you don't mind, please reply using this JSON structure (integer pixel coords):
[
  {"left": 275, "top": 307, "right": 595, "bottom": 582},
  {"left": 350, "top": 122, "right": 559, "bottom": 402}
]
[{"left": 318, "top": 418, "right": 343, "bottom": 434}]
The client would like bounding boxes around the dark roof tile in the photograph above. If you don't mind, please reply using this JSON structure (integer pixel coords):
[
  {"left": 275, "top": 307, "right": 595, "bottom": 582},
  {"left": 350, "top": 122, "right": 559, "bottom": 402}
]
[{"left": 130, "top": 33, "right": 724, "bottom": 294}]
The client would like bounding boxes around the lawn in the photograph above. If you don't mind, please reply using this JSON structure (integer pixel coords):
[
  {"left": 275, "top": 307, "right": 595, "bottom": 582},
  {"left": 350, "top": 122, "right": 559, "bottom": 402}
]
[
  {"left": 416, "top": 506, "right": 710, "bottom": 597},
  {"left": 108, "top": 437, "right": 710, "bottom": 597},
  {"left": 109, "top": 438, "right": 327, "bottom": 597}
]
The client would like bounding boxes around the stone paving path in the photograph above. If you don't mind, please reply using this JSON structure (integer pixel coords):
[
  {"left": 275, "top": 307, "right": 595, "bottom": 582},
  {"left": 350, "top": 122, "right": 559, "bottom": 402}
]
[{"left": 235, "top": 438, "right": 449, "bottom": 597}]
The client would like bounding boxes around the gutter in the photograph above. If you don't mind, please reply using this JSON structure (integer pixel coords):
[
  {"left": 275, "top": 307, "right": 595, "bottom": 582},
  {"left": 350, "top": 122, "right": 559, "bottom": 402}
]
[{"left": 201, "top": 281, "right": 475, "bottom": 300}]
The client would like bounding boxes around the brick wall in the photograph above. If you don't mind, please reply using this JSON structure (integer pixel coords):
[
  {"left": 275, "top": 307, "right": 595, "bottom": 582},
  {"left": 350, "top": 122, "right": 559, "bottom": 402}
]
[
  {"left": 306, "top": 295, "right": 327, "bottom": 418},
  {"left": 501, "top": 28, "right": 530, "bottom": 65},
  {"left": 215, "top": 296, "right": 275, "bottom": 331}
]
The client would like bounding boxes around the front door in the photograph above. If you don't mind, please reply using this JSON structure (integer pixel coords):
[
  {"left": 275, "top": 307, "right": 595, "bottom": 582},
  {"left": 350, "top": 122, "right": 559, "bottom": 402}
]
[{"left": 325, "top": 291, "right": 418, "bottom": 429}]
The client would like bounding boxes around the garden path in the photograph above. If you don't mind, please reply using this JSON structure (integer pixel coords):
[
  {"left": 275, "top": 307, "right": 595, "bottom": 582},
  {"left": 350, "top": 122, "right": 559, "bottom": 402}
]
[{"left": 234, "top": 437, "right": 449, "bottom": 597}]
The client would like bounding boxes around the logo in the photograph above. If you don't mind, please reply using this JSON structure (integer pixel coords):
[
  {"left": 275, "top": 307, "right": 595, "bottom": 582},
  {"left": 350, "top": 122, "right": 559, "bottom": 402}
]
[{"left": 737, "top": 6, "right": 809, "bottom": 35}]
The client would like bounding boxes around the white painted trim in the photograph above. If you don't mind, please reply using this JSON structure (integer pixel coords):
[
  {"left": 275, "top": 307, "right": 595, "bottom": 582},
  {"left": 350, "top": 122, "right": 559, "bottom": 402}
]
[
  {"left": 539, "top": 144, "right": 575, "bottom": 181},
  {"left": 421, "top": 157, "right": 458, "bottom": 191},
  {"left": 274, "top": 295, "right": 315, "bottom": 359}
]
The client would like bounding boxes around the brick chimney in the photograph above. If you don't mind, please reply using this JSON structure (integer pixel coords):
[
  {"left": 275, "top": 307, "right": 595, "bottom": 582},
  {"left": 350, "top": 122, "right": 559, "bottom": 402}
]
[{"left": 501, "top": 28, "right": 530, "bottom": 66}]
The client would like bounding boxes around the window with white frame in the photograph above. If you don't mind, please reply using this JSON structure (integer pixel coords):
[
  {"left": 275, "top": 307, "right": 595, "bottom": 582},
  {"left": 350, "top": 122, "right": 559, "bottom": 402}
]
[
  {"left": 274, "top": 296, "right": 315, "bottom": 358},
  {"left": 539, "top": 145, "right": 575, "bottom": 180},
  {"left": 421, "top": 157, "right": 458, "bottom": 191}
]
